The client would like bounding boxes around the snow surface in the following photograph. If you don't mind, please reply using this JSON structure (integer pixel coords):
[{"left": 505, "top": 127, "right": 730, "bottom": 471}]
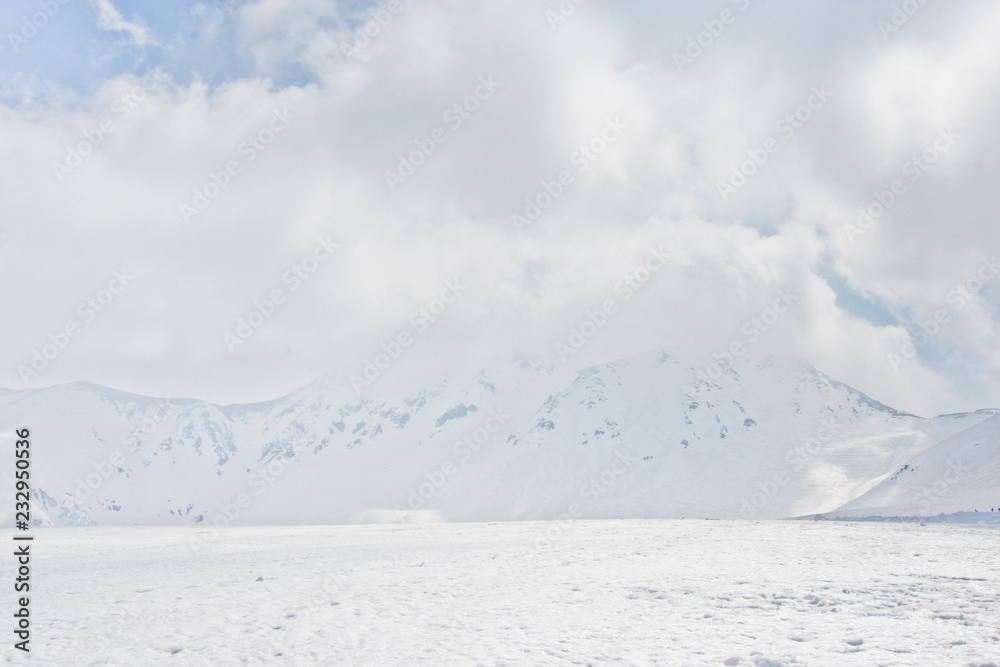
[{"left": 5, "top": 520, "right": 999, "bottom": 666}]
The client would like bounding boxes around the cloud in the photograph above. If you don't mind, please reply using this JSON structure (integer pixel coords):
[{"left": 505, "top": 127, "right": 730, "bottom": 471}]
[
  {"left": 0, "top": 0, "right": 998, "bottom": 418},
  {"left": 89, "top": 0, "right": 159, "bottom": 47}
]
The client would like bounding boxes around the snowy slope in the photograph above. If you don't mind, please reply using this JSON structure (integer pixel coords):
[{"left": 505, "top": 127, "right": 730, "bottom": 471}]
[
  {"left": 0, "top": 348, "right": 995, "bottom": 525},
  {"left": 0, "top": 358, "right": 566, "bottom": 526},
  {"left": 826, "top": 410, "right": 1000, "bottom": 517},
  {"left": 451, "top": 350, "right": 991, "bottom": 521}
]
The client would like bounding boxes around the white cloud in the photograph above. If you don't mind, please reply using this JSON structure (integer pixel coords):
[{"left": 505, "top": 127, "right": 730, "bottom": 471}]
[
  {"left": 0, "top": 0, "right": 998, "bottom": 416},
  {"left": 89, "top": 0, "right": 158, "bottom": 47}
]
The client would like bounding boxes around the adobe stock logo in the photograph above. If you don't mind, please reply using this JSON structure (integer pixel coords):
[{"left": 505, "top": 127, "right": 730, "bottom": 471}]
[
  {"left": 886, "top": 256, "right": 999, "bottom": 372},
  {"left": 339, "top": 0, "right": 404, "bottom": 58},
  {"left": 545, "top": 0, "right": 587, "bottom": 30},
  {"left": 6, "top": 0, "right": 69, "bottom": 53},
  {"left": 384, "top": 76, "right": 501, "bottom": 192},
  {"left": 843, "top": 127, "right": 959, "bottom": 244},
  {"left": 683, "top": 287, "right": 798, "bottom": 396},
  {"left": 350, "top": 279, "right": 467, "bottom": 394},
  {"left": 878, "top": 0, "right": 930, "bottom": 39},
  {"left": 16, "top": 268, "right": 134, "bottom": 385},
  {"left": 912, "top": 459, "right": 966, "bottom": 513},
  {"left": 555, "top": 245, "right": 670, "bottom": 362},
  {"left": 396, "top": 407, "right": 510, "bottom": 513},
  {"left": 180, "top": 108, "right": 295, "bottom": 224},
  {"left": 716, "top": 85, "right": 832, "bottom": 201},
  {"left": 732, "top": 472, "right": 789, "bottom": 519},
  {"left": 525, "top": 448, "right": 638, "bottom": 556},
  {"left": 52, "top": 70, "right": 167, "bottom": 182},
  {"left": 225, "top": 236, "right": 339, "bottom": 352},
  {"left": 672, "top": 0, "right": 753, "bottom": 73},
  {"left": 511, "top": 117, "right": 627, "bottom": 233}
]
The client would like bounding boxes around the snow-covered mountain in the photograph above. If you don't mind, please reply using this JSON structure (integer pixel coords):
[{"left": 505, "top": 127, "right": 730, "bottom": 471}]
[
  {"left": 1, "top": 349, "right": 995, "bottom": 526},
  {"left": 825, "top": 410, "right": 1000, "bottom": 518},
  {"left": 449, "top": 350, "right": 996, "bottom": 521}
]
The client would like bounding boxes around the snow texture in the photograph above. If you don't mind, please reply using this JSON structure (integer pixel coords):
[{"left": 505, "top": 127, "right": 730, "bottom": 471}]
[{"left": 4, "top": 520, "right": 998, "bottom": 666}]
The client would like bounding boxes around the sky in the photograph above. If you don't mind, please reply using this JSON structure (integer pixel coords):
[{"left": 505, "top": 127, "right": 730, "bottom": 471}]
[{"left": 0, "top": 0, "right": 998, "bottom": 417}]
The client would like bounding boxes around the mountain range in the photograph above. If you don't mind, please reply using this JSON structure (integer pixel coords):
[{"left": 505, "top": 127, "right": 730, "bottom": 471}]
[{"left": 2, "top": 348, "right": 997, "bottom": 527}]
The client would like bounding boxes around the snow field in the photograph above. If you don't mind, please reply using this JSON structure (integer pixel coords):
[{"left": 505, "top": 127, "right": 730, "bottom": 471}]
[{"left": 4, "top": 520, "right": 998, "bottom": 666}]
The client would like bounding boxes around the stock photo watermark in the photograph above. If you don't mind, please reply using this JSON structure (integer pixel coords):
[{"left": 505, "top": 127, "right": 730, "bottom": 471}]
[
  {"left": 511, "top": 116, "right": 627, "bottom": 233},
  {"left": 395, "top": 406, "right": 510, "bottom": 515},
  {"left": 6, "top": 0, "right": 70, "bottom": 53},
  {"left": 672, "top": 0, "right": 753, "bottom": 73},
  {"left": 15, "top": 267, "right": 134, "bottom": 386},
  {"left": 224, "top": 236, "right": 339, "bottom": 352},
  {"left": 554, "top": 244, "right": 671, "bottom": 362},
  {"left": 339, "top": 0, "right": 404, "bottom": 58},
  {"left": 886, "top": 255, "right": 998, "bottom": 372},
  {"left": 545, "top": 0, "right": 586, "bottom": 31},
  {"left": 66, "top": 402, "right": 174, "bottom": 511},
  {"left": 716, "top": 85, "right": 832, "bottom": 201},
  {"left": 52, "top": 69, "right": 168, "bottom": 182},
  {"left": 878, "top": 0, "right": 930, "bottom": 39},
  {"left": 525, "top": 448, "right": 638, "bottom": 556},
  {"left": 683, "top": 287, "right": 799, "bottom": 393},
  {"left": 179, "top": 107, "right": 295, "bottom": 223},
  {"left": 843, "top": 126, "right": 959, "bottom": 244},
  {"left": 913, "top": 459, "right": 966, "bottom": 512},
  {"left": 189, "top": 456, "right": 297, "bottom": 553},
  {"left": 384, "top": 75, "right": 501, "bottom": 192},
  {"left": 721, "top": 415, "right": 837, "bottom": 520},
  {"left": 350, "top": 278, "right": 467, "bottom": 394}
]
